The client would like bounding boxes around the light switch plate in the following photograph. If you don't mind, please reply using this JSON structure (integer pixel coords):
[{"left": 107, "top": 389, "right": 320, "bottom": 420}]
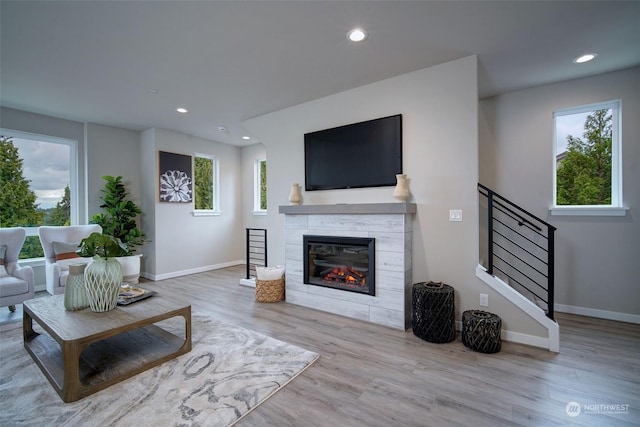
[
  {"left": 480, "top": 293, "right": 489, "bottom": 306},
  {"left": 449, "top": 209, "right": 463, "bottom": 222}
]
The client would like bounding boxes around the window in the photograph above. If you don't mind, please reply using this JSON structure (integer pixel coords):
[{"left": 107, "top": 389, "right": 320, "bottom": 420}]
[
  {"left": 253, "top": 158, "right": 267, "bottom": 214},
  {"left": 552, "top": 100, "right": 626, "bottom": 216},
  {"left": 193, "top": 153, "right": 220, "bottom": 215},
  {"left": 0, "top": 129, "right": 78, "bottom": 258}
]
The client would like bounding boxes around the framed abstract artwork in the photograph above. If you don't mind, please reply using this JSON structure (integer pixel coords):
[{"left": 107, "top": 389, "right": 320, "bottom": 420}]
[{"left": 159, "top": 151, "right": 193, "bottom": 203}]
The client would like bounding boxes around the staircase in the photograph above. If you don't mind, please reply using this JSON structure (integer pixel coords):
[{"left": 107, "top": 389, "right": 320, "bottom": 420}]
[{"left": 477, "top": 183, "right": 559, "bottom": 352}]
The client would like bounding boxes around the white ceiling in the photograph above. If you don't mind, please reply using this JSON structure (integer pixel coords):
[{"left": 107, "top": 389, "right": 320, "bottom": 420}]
[{"left": 2, "top": 1, "right": 639, "bottom": 146}]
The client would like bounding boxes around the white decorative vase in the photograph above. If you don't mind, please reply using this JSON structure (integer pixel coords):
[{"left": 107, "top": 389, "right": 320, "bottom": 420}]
[
  {"left": 393, "top": 174, "right": 410, "bottom": 202},
  {"left": 289, "top": 183, "right": 302, "bottom": 206},
  {"left": 84, "top": 256, "right": 123, "bottom": 312}
]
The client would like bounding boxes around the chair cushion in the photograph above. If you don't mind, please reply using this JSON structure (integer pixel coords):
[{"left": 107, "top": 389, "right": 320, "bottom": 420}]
[
  {"left": 0, "top": 245, "right": 8, "bottom": 278},
  {"left": 57, "top": 258, "right": 93, "bottom": 273},
  {"left": 52, "top": 241, "right": 91, "bottom": 272},
  {"left": 53, "top": 241, "right": 81, "bottom": 261},
  {"left": 0, "top": 275, "right": 28, "bottom": 297}
]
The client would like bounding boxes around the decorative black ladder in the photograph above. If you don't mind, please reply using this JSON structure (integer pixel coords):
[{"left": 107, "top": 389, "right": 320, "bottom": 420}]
[{"left": 245, "top": 228, "right": 267, "bottom": 280}]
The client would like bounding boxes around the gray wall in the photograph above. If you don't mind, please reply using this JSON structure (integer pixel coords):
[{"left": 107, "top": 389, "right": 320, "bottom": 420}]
[
  {"left": 479, "top": 66, "right": 640, "bottom": 322},
  {"left": 139, "top": 127, "right": 245, "bottom": 279},
  {"left": 2, "top": 108, "right": 245, "bottom": 285},
  {"left": 140, "top": 128, "right": 157, "bottom": 278},
  {"left": 85, "top": 123, "right": 141, "bottom": 221},
  {"left": 245, "top": 56, "right": 547, "bottom": 338}
]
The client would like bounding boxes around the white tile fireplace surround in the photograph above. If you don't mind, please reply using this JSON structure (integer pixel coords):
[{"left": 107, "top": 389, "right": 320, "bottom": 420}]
[{"left": 279, "top": 203, "right": 416, "bottom": 330}]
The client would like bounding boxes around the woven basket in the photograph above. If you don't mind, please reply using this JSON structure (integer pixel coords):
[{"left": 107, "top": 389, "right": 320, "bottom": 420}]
[
  {"left": 462, "top": 310, "right": 502, "bottom": 353},
  {"left": 255, "top": 278, "right": 285, "bottom": 303},
  {"left": 412, "top": 281, "right": 456, "bottom": 343}
]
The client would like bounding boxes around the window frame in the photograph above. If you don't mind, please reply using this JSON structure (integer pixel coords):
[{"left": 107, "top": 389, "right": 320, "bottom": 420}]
[
  {"left": 253, "top": 158, "right": 267, "bottom": 215},
  {"left": 550, "top": 100, "right": 627, "bottom": 217},
  {"left": 192, "top": 152, "right": 221, "bottom": 216},
  {"left": 0, "top": 128, "right": 79, "bottom": 238}
]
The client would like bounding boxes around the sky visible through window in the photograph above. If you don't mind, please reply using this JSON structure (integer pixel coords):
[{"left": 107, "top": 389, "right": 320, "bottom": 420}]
[
  {"left": 556, "top": 111, "right": 589, "bottom": 154},
  {"left": 13, "top": 137, "right": 70, "bottom": 210}
]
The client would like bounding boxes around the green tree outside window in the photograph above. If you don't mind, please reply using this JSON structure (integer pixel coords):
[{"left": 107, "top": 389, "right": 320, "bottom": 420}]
[
  {"left": 0, "top": 136, "right": 44, "bottom": 227},
  {"left": 194, "top": 155, "right": 215, "bottom": 210},
  {"left": 556, "top": 109, "right": 612, "bottom": 205},
  {"left": 259, "top": 160, "right": 267, "bottom": 210},
  {"left": 1, "top": 135, "right": 72, "bottom": 258}
]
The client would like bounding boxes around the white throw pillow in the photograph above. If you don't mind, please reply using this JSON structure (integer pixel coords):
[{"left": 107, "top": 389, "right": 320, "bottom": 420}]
[
  {"left": 53, "top": 241, "right": 81, "bottom": 261},
  {"left": 256, "top": 265, "right": 285, "bottom": 280}
]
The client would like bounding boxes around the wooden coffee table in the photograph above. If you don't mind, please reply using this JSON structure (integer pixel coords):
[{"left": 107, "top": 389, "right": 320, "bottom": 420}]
[{"left": 23, "top": 295, "right": 191, "bottom": 403}]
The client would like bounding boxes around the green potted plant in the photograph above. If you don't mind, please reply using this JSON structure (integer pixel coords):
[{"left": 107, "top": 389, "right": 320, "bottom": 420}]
[
  {"left": 77, "top": 232, "right": 128, "bottom": 312},
  {"left": 91, "top": 175, "right": 146, "bottom": 284}
]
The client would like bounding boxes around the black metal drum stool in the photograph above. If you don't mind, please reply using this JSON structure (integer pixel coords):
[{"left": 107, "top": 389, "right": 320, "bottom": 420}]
[
  {"left": 462, "top": 310, "right": 502, "bottom": 353},
  {"left": 412, "top": 281, "right": 455, "bottom": 343}
]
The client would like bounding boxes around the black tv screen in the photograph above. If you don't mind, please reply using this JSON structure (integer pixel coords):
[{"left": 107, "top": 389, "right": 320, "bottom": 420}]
[{"left": 304, "top": 114, "right": 402, "bottom": 191}]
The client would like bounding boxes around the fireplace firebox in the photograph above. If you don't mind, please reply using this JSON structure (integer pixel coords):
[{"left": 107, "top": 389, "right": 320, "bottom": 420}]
[{"left": 303, "top": 235, "right": 375, "bottom": 296}]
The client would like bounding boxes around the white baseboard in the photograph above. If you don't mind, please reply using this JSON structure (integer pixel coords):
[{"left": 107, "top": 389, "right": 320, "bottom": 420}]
[
  {"left": 476, "top": 265, "right": 559, "bottom": 352},
  {"left": 455, "top": 321, "right": 551, "bottom": 350},
  {"left": 502, "top": 329, "right": 551, "bottom": 349},
  {"left": 239, "top": 278, "right": 256, "bottom": 288},
  {"left": 555, "top": 304, "right": 640, "bottom": 324},
  {"left": 141, "top": 260, "right": 244, "bottom": 282}
]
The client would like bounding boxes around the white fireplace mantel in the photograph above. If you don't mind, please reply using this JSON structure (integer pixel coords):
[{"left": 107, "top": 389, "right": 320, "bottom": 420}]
[{"left": 279, "top": 203, "right": 416, "bottom": 330}]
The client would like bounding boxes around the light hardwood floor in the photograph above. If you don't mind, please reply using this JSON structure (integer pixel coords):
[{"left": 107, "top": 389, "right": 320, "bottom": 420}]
[
  {"left": 149, "top": 265, "right": 640, "bottom": 427},
  {"left": 5, "top": 265, "right": 639, "bottom": 426}
]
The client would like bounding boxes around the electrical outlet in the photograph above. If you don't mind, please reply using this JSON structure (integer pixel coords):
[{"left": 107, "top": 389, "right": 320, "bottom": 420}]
[
  {"left": 480, "top": 293, "right": 489, "bottom": 307},
  {"left": 449, "top": 209, "right": 463, "bottom": 222}
]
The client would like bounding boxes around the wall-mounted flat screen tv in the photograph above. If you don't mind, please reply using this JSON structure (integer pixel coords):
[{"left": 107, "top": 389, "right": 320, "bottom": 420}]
[{"left": 304, "top": 114, "right": 402, "bottom": 191}]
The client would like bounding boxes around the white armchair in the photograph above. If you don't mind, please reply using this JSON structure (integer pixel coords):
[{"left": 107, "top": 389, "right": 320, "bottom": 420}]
[
  {"left": 0, "top": 227, "right": 35, "bottom": 312},
  {"left": 38, "top": 225, "right": 101, "bottom": 295}
]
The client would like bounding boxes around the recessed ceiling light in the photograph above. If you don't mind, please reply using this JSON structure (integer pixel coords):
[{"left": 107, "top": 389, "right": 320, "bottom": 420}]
[
  {"left": 348, "top": 28, "right": 367, "bottom": 42},
  {"left": 573, "top": 53, "right": 598, "bottom": 64},
  {"left": 242, "top": 136, "right": 251, "bottom": 140},
  {"left": 149, "top": 88, "right": 159, "bottom": 94},
  {"left": 218, "top": 126, "right": 227, "bottom": 133},
  {"left": 176, "top": 107, "right": 188, "bottom": 114}
]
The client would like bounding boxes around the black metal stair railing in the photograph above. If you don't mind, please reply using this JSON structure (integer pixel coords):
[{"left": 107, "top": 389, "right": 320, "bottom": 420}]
[
  {"left": 246, "top": 228, "right": 267, "bottom": 279},
  {"left": 478, "top": 183, "right": 557, "bottom": 321}
]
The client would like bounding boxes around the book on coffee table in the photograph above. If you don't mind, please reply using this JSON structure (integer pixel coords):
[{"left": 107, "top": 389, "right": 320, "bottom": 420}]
[{"left": 117, "top": 286, "right": 157, "bottom": 305}]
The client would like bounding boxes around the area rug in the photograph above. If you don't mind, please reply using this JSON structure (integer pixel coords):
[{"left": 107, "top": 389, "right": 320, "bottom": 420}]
[{"left": 0, "top": 313, "right": 319, "bottom": 426}]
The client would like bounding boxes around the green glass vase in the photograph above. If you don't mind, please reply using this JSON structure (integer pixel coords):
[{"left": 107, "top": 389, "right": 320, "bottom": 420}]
[{"left": 64, "top": 263, "right": 89, "bottom": 311}]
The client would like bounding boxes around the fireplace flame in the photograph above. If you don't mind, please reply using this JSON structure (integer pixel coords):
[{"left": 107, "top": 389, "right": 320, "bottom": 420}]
[{"left": 322, "top": 266, "right": 366, "bottom": 287}]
